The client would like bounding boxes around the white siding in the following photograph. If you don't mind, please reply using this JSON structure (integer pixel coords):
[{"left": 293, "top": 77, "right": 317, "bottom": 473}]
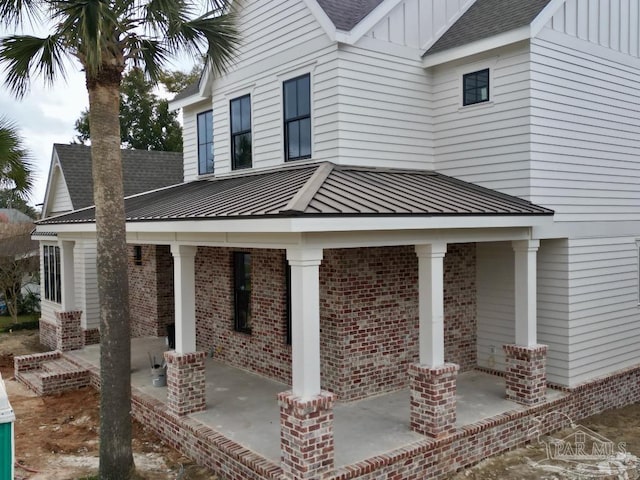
[
  {"left": 537, "top": 238, "right": 570, "bottom": 386},
  {"left": 476, "top": 242, "right": 515, "bottom": 373},
  {"left": 182, "top": 0, "right": 336, "bottom": 178},
  {"left": 566, "top": 237, "right": 640, "bottom": 386},
  {"left": 75, "top": 239, "right": 99, "bottom": 330},
  {"left": 366, "top": 0, "right": 474, "bottom": 50},
  {"left": 432, "top": 42, "right": 532, "bottom": 198},
  {"left": 47, "top": 167, "right": 73, "bottom": 216},
  {"left": 530, "top": 26, "right": 640, "bottom": 222},
  {"left": 334, "top": 44, "right": 432, "bottom": 169}
]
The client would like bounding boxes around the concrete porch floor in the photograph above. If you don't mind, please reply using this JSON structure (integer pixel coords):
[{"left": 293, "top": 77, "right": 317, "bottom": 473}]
[{"left": 68, "top": 337, "right": 565, "bottom": 467}]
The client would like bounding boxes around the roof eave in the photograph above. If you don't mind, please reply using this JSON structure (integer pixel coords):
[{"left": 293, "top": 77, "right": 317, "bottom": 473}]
[
  {"left": 168, "top": 90, "right": 210, "bottom": 111},
  {"left": 422, "top": 25, "right": 531, "bottom": 68}
]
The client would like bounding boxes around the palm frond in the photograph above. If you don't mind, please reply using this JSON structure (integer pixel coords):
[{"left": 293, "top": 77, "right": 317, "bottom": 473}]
[
  {"left": 0, "top": 34, "right": 70, "bottom": 98},
  {"left": 124, "top": 36, "right": 169, "bottom": 82},
  {"left": 0, "top": 0, "right": 42, "bottom": 28},
  {"left": 0, "top": 116, "right": 33, "bottom": 197},
  {"left": 52, "top": 0, "right": 120, "bottom": 75}
]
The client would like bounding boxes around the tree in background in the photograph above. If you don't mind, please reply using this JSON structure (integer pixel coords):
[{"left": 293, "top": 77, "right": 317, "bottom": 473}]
[
  {"left": 0, "top": 222, "right": 38, "bottom": 323},
  {"left": 0, "top": 189, "right": 38, "bottom": 219},
  {"left": 158, "top": 63, "right": 202, "bottom": 93},
  {"left": 0, "top": 0, "right": 239, "bottom": 477},
  {"left": 0, "top": 117, "right": 33, "bottom": 199},
  {"left": 75, "top": 67, "right": 184, "bottom": 151}
]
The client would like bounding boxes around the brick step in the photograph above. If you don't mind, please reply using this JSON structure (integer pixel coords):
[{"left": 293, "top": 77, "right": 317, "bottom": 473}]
[{"left": 16, "top": 359, "right": 90, "bottom": 396}]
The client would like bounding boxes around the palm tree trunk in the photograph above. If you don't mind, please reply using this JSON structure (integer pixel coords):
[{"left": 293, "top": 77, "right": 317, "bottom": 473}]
[{"left": 87, "top": 66, "right": 135, "bottom": 480}]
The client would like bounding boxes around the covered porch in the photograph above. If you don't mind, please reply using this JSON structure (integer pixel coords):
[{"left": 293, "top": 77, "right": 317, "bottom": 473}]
[{"left": 67, "top": 337, "right": 564, "bottom": 467}]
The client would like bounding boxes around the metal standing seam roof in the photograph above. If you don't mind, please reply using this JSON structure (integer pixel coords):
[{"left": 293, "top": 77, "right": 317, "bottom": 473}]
[
  {"left": 53, "top": 144, "right": 184, "bottom": 210},
  {"left": 424, "top": 0, "right": 551, "bottom": 56},
  {"left": 38, "top": 163, "right": 553, "bottom": 225}
]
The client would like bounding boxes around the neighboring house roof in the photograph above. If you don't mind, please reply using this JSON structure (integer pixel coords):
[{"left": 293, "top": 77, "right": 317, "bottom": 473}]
[
  {"left": 316, "top": 0, "right": 385, "bottom": 31},
  {"left": 39, "top": 163, "right": 553, "bottom": 225},
  {"left": 0, "top": 208, "right": 33, "bottom": 223},
  {"left": 172, "top": 81, "right": 200, "bottom": 102},
  {"left": 425, "top": 0, "right": 551, "bottom": 56},
  {"left": 53, "top": 144, "right": 184, "bottom": 210}
]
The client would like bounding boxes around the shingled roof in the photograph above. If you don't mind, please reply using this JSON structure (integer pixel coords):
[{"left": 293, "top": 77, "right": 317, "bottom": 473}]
[
  {"left": 316, "top": 0, "right": 385, "bottom": 31},
  {"left": 425, "top": 0, "right": 551, "bottom": 56},
  {"left": 171, "top": 81, "right": 200, "bottom": 102},
  {"left": 39, "top": 163, "right": 553, "bottom": 225},
  {"left": 53, "top": 144, "right": 183, "bottom": 210}
]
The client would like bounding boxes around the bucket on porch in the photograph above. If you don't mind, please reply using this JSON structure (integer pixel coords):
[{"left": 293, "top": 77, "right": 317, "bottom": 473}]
[
  {"left": 151, "top": 365, "right": 166, "bottom": 387},
  {"left": 0, "top": 373, "right": 15, "bottom": 480}
]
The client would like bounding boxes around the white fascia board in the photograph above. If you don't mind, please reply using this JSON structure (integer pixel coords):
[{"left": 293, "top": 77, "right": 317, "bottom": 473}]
[
  {"left": 168, "top": 92, "right": 209, "bottom": 112},
  {"left": 34, "top": 214, "right": 553, "bottom": 236},
  {"left": 41, "top": 149, "right": 62, "bottom": 219},
  {"left": 422, "top": 25, "right": 530, "bottom": 68},
  {"left": 530, "top": 0, "right": 567, "bottom": 38},
  {"left": 341, "top": 0, "right": 405, "bottom": 44},
  {"left": 301, "top": 0, "right": 337, "bottom": 41}
]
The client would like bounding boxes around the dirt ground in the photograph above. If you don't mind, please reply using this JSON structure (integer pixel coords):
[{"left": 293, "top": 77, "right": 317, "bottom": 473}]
[
  {"left": 2, "top": 329, "right": 640, "bottom": 480},
  {"left": 0, "top": 330, "right": 216, "bottom": 480}
]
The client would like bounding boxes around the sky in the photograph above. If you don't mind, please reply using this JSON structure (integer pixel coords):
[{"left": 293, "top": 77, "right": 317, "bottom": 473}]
[{"left": 1, "top": 64, "right": 88, "bottom": 208}]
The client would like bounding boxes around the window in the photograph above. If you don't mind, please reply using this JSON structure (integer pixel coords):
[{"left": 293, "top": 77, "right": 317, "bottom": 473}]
[
  {"left": 197, "top": 110, "right": 214, "bottom": 174},
  {"left": 230, "top": 95, "right": 252, "bottom": 170},
  {"left": 43, "top": 245, "right": 61, "bottom": 303},
  {"left": 283, "top": 74, "right": 311, "bottom": 161},
  {"left": 233, "top": 252, "right": 252, "bottom": 333},
  {"left": 133, "top": 245, "right": 143, "bottom": 266},
  {"left": 463, "top": 68, "right": 490, "bottom": 106}
]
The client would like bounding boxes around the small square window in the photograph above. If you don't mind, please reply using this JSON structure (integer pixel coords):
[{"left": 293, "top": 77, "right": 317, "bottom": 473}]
[{"left": 463, "top": 69, "right": 490, "bottom": 106}]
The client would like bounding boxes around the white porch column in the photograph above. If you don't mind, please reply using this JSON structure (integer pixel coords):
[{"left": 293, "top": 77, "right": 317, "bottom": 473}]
[
  {"left": 170, "top": 244, "right": 197, "bottom": 354},
  {"left": 286, "top": 247, "right": 323, "bottom": 400},
  {"left": 415, "top": 243, "right": 447, "bottom": 366},
  {"left": 59, "top": 240, "right": 75, "bottom": 311},
  {"left": 512, "top": 240, "right": 540, "bottom": 347}
]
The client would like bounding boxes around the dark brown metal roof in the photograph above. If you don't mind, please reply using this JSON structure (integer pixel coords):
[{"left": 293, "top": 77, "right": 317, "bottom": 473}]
[{"left": 38, "top": 163, "right": 553, "bottom": 225}]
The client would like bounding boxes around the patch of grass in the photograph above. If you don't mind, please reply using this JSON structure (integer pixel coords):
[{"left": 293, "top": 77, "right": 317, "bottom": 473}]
[{"left": 0, "top": 314, "right": 39, "bottom": 332}]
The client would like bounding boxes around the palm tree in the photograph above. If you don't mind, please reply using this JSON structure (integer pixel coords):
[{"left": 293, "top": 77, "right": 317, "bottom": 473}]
[
  {"left": 0, "top": 117, "right": 33, "bottom": 199},
  {"left": 0, "top": 2, "right": 239, "bottom": 478}
]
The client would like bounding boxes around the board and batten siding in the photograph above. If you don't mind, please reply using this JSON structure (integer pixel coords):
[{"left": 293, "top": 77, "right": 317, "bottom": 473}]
[
  {"left": 565, "top": 236, "right": 640, "bottom": 386},
  {"left": 530, "top": 26, "right": 640, "bottom": 222},
  {"left": 431, "top": 42, "right": 532, "bottom": 199},
  {"left": 334, "top": 43, "right": 432, "bottom": 169},
  {"left": 365, "top": 0, "right": 474, "bottom": 50},
  {"left": 182, "top": 0, "right": 335, "bottom": 179}
]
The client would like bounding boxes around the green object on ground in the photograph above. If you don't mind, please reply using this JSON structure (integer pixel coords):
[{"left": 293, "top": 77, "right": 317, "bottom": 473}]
[{"left": 0, "top": 373, "right": 15, "bottom": 480}]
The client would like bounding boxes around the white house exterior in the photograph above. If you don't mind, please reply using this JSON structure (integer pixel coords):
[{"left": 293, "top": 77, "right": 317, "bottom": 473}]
[{"left": 27, "top": 1, "right": 640, "bottom": 479}]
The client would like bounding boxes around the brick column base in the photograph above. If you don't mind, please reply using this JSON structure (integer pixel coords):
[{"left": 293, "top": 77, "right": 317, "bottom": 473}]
[
  {"left": 82, "top": 328, "right": 100, "bottom": 346},
  {"left": 164, "top": 351, "right": 206, "bottom": 416},
  {"left": 503, "top": 344, "right": 547, "bottom": 405},
  {"left": 54, "top": 311, "right": 83, "bottom": 351},
  {"left": 279, "top": 390, "right": 335, "bottom": 480},
  {"left": 409, "top": 363, "right": 459, "bottom": 438}
]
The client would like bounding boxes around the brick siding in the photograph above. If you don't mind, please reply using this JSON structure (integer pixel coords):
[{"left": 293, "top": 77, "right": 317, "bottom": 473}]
[
  {"left": 192, "top": 244, "right": 476, "bottom": 402},
  {"left": 128, "top": 245, "right": 175, "bottom": 338}
]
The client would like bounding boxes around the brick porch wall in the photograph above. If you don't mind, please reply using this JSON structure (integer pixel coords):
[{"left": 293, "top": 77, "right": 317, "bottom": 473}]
[
  {"left": 195, "top": 247, "right": 292, "bottom": 382},
  {"left": 192, "top": 244, "right": 476, "bottom": 401},
  {"left": 320, "top": 244, "right": 476, "bottom": 401},
  {"left": 128, "top": 245, "right": 175, "bottom": 338}
]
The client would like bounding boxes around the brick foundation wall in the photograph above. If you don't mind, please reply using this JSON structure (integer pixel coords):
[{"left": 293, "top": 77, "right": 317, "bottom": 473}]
[
  {"left": 64, "top": 347, "right": 640, "bottom": 480},
  {"left": 129, "top": 245, "right": 175, "bottom": 338},
  {"left": 195, "top": 247, "right": 292, "bottom": 383},
  {"left": 54, "top": 311, "right": 83, "bottom": 351}
]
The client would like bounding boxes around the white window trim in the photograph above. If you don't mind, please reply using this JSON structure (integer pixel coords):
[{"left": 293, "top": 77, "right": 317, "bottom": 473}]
[
  {"left": 457, "top": 59, "right": 497, "bottom": 110},
  {"left": 226, "top": 86, "right": 256, "bottom": 171},
  {"left": 280, "top": 71, "right": 314, "bottom": 164}
]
